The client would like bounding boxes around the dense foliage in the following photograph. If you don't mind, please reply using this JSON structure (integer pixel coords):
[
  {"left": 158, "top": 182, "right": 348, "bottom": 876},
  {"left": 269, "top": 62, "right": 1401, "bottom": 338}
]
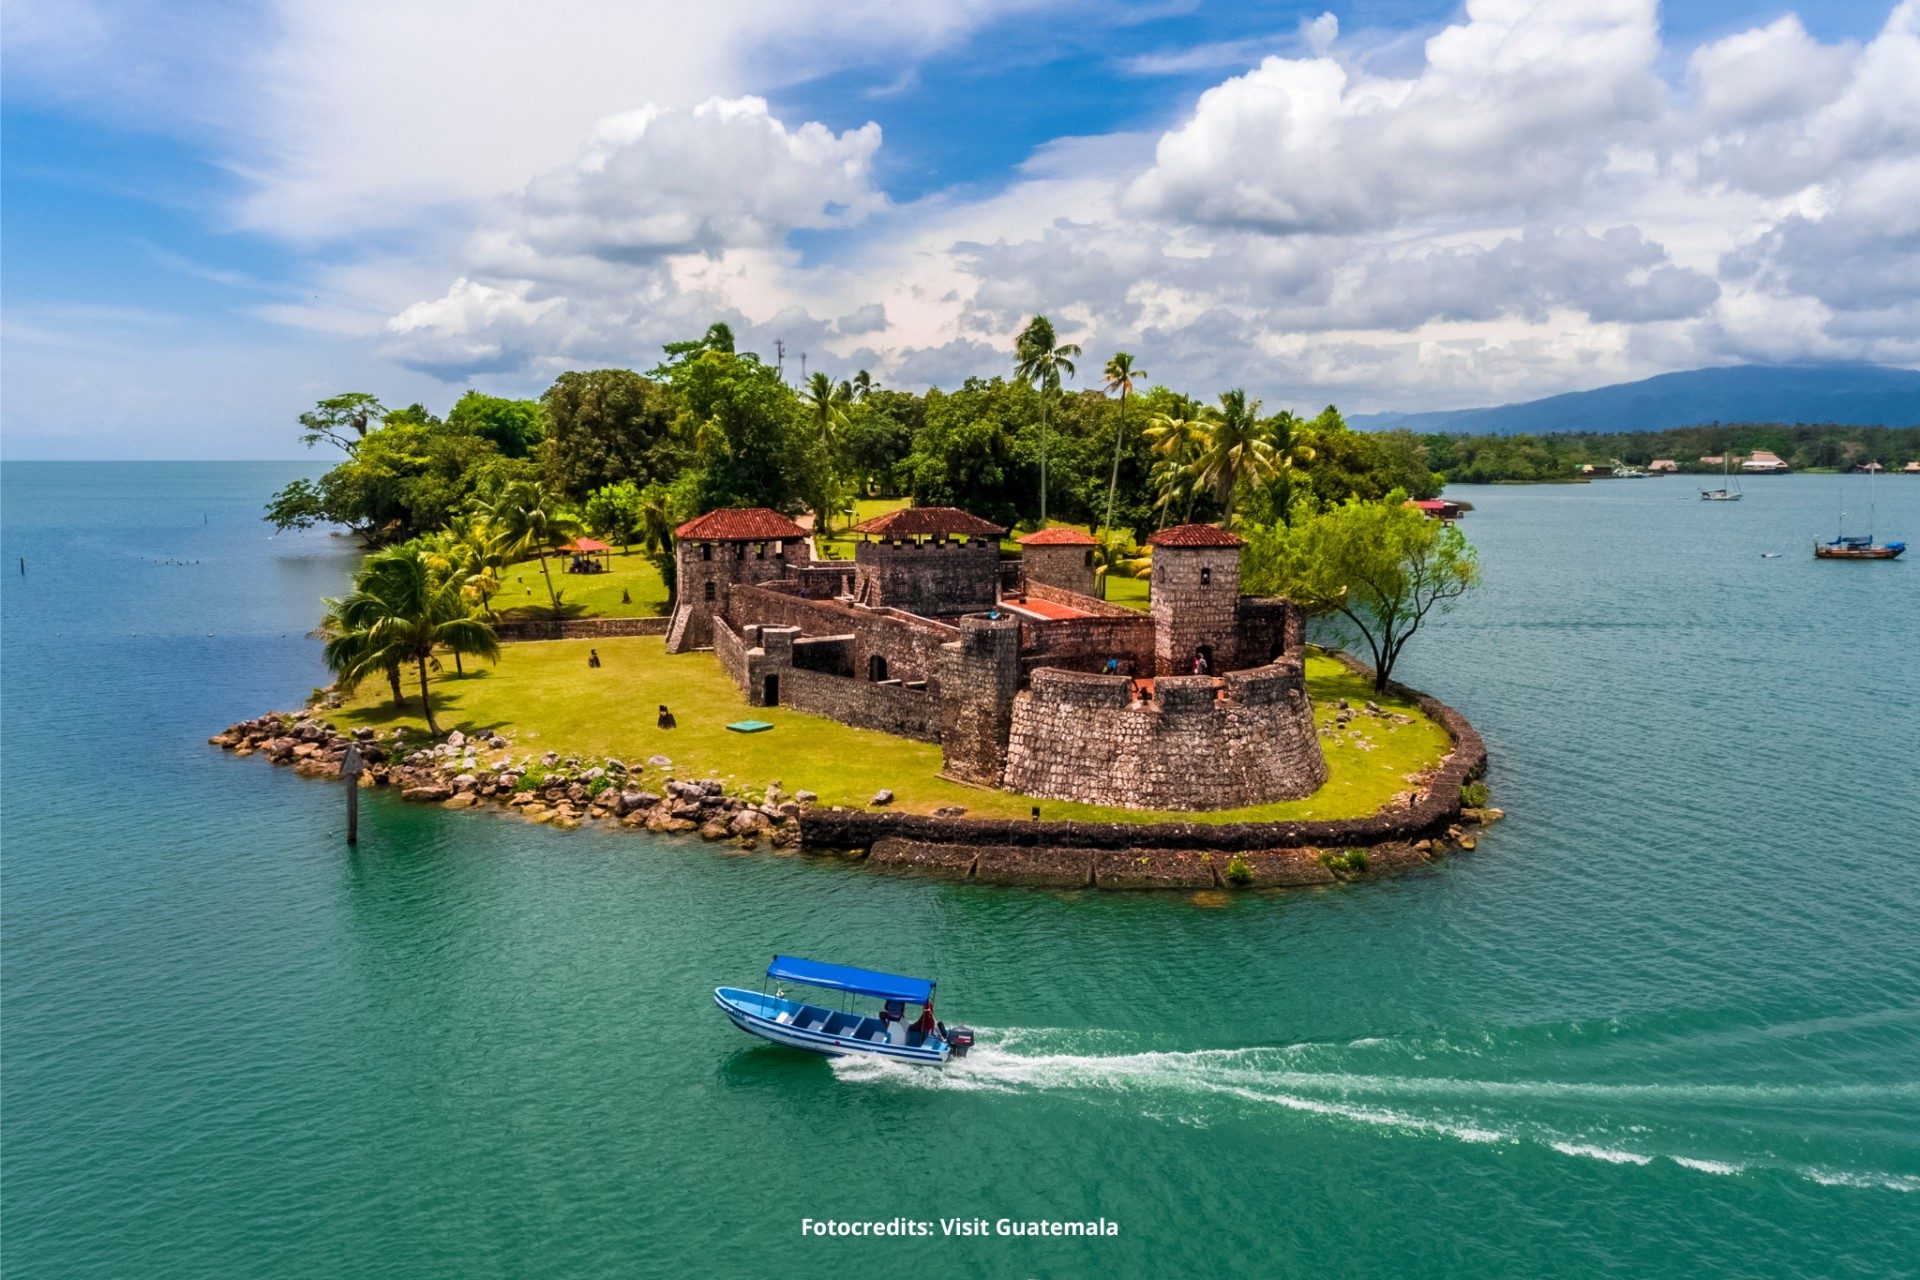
[
  {"left": 1425, "top": 423, "right": 1920, "bottom": 483},
  {"left": 268, "top": 319, "right": 1442, "bottom": 550}
]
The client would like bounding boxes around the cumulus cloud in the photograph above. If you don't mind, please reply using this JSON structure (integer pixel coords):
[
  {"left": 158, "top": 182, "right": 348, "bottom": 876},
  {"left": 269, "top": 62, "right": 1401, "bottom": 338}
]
[
  {"left": 1126, "top": 0, "right": 1665, "bottom": 235},
  {"left": 509, "top": 98, "right": 884, "bottom": 263},
  {"left": 366, "top": 0, "right": 1920, "bottom": 407}
]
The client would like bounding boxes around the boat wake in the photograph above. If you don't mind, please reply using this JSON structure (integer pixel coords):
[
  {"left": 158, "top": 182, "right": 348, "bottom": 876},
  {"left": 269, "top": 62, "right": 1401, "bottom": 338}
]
[{"left": 829, "top": 1027, "right": 1920, "bottom": 1192}]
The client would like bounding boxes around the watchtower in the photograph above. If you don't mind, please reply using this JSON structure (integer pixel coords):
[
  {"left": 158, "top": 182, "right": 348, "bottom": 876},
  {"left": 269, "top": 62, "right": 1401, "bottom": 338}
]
[
  {"left": 849, "top": 506, "right": 1005, "bottom": 617},
  {"left": 665, "top": 507, "right": 811, "bottom": 652},
  {"left": 1146, "top": 523, "right": 1244, "bottom": 676},
  {"left": 1016, "top": 527, "right": 1098, "bottom": 597}
]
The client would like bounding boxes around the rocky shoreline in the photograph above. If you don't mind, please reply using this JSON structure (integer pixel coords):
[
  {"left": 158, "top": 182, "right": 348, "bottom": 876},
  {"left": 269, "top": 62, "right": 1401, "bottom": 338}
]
[{"left": 210, "top": 662, "right": 1495, "bottom": 890}]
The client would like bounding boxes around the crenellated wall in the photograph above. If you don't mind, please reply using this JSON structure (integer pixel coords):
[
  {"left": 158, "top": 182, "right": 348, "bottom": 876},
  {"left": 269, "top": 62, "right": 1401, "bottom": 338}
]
[
  {"left": 853, "top": 537, "right": 1000, "bottom": 616},
  {"left": 1020, "top": 544, "right": 1096, "bottom": 596},
  {"left": 667, "top": 538, "right": 805, "bottom": 652},
  {"left": 934, "top": 613, "right": 1022, "bottom": 785},
  {"left": 724, "top": 583, "right": 958, "bottom": 682},
  {"left": 715, "top": 619, "right": 941, "bottom": 741},
  {"left": 1002, "top": 661, "right": 1327, "bottom": 810}
]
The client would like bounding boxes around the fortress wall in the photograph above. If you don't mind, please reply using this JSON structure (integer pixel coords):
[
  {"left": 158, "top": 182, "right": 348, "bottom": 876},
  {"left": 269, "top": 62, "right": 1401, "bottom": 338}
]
[
  {"left": 1019, "top": 579, "right": 1138, "bottom": 618},
  {"left": 725, "top": 583, "right": 957, "bottom": 682},
  {"left": 1002, "top": 663, "right": 1327, "bottom": 810},
  {"left": 1232, "top": 598, "right": 1298, "bottom": 669},
  {"left": 719, "top": 619, "right": 939, "bottom": 740},
  {"left": 854, "top": 538, "right": 1000, "bottom": 616},
  {"left": 1017, "top": 613, "right": 1157, "bottom": 680},
  {"left": 935, "top": 614, "right": 1022, "bottom": 785}
]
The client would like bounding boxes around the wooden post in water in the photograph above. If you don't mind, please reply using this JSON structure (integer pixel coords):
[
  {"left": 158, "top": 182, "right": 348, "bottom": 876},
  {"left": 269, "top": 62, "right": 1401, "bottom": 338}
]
[{"left": 340, "top": 743, "right": 364, "bottom": 845}]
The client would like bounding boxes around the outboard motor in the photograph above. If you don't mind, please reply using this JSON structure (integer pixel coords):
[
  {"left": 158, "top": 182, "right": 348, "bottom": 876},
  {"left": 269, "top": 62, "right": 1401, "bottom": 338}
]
[{"left": 941, "top": 1023, "right": 976, "bottom": 1057}]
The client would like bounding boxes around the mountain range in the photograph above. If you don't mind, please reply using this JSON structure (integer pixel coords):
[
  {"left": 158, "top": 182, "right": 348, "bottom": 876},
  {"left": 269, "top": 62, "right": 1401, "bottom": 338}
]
[{"left": 1349, "top": 364, "right": 1920, "bottom": 435}]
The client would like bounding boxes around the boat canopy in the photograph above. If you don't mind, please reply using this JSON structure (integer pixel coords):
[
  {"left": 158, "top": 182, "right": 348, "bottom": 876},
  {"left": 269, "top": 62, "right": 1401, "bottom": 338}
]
[{"left": 767, "top": 955, "right": 934, "bottom": 1004}]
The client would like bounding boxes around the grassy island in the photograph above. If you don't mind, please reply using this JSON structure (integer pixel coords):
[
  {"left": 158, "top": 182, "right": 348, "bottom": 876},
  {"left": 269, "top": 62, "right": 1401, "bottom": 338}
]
[{"left": 328, "top": 640, "right": 1450, "bottom": 825}]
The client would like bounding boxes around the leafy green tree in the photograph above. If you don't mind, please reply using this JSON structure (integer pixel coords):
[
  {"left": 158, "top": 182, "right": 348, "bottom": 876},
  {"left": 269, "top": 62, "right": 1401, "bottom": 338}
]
[
  {"left": 1013, "top": 315, "right": 1081, "bottom": 525},
  {"left": 840, "top": 391, "right": 920, "bottom": 496},
  {"left": 657, "top": 348, "right": 808, "bottom": 513},
  {"left": 299, "top": 393, "right": 387, "bottom": 452},
  {"left": 660, "top": 322, "right": 737, "bottom": 364},
  {"left": 905, "top": 381, "right": 1029, "bottom": 528},
  {"left": 448, "top": 391, "right": 548, "bottom": 458},
  {"left": 1244, "top": 496, "right": 1480, "bottom": 692},
  {"left": 539, "top": 369, "right": 681, "bottom": 499},
  {"left": 482, "top": 480, "right": 582, "bottom": 616},
  {"left": 324, "top": 545, "right": 500, "bottom": 736},
  {"left": 584, "top": 480, "right": 666, "bottom": 552},
  {"left": 1100, "top": 352, "right": 1146, "bottom": 536}
]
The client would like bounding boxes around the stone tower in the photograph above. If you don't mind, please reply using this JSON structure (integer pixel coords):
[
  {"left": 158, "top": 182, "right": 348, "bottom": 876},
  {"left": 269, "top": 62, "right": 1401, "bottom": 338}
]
[
  {"left": 1016, "top": 527, "right": 1098, "bottom": 596},
  {"left": 1147, "top": 523, "right": 1245, "bottom": 676},
  {"left": 848, "top": 506, "right": 1007, "bottom": 617},
  {"left": 665, "top": 508, "right": 812, "bottom": 652},
  {"left": 934, "top": 612, "right": 1022, "bottom": 786}
]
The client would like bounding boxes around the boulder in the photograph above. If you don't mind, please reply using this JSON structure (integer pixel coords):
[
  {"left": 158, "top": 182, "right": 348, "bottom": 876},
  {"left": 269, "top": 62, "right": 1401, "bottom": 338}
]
[
  {"left": 729, "top": 809, "right": 770, "bottom": 836},
  {"left": 446, "top": 730, "right": 466, "bottom": 748},
  {"left": 442, "top": 794, "right": 478, "bottom": 809},
  {"left": 606, "top": 758, "right": 627, "bottom": 774},
  {"left": 486, "top": 735, "right": 509, "bottom": 750},
  {"left": 351, "top": 727, "right": 375, "bottom": 741},
  {"left": 870, "top": 789, "right": 895, "bottom": 807},
  {"left": 698, "top": 818, "right": 732, "bottom": 842},
  {"left": 402, "top": 783, "right": 455, "bottom": 803},
  {"left": 647, "top": 755, "right": 673, "bottom": 768},
  {"left": 931, "top": 805, "right": 967, "bottom": 818},
  {"left": 541, "top": 750, "right": 561, "bottom": 766},
  {"left": 795, "top": 790, "right": 819, "bottom": 805},
  {"left": 453, "top": 774, "right": 477, "bottom": 792}
]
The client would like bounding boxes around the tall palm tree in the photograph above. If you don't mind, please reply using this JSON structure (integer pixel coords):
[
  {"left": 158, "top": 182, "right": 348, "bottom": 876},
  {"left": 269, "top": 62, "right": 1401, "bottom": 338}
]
[
  {"left": 315, "top": 595, "right": 404, "bottom": 706},
  {"left": 325, "top": 547, "right": 500, "bottom": 737},
  {"left": 1100, "top": 352, "right": 1146, "bottom": 537},
  {"left": 850, "top": 369, "right": 876, "bottom": 401},
  {"left": 1014, "top": 314, "right": 1081, "bottom": 525},
  {"left": 481, "top": 481, "right": 581, "bottom": 616},
  {"left": 1195, "top": 389, "right": 1278, "bottom": 527},
  {"left": 801, "top": 372, "right": 854, "bottom": 532},
  {"left": 1143, "top": 400, "right": 1207, "bottom": 527}
]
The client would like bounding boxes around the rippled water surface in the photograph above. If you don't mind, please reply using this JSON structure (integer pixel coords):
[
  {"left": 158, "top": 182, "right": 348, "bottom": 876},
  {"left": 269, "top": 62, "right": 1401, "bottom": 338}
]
[{"left": 4, "top": 464, "right": 1917, "bottom": 1277}]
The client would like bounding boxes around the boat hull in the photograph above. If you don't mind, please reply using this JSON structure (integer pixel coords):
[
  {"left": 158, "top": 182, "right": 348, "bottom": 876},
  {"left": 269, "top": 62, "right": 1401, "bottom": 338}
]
[
  {"left": 1813, "top": 544, "right": 1904, "bottom": 559},
  {"left": 714, "top": 988, "right": 950, "bottom": 1065}
]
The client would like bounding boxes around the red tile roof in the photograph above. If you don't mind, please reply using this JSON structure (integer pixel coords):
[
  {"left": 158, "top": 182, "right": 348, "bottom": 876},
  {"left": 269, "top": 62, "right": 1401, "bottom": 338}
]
[
  {"left": 1146, "top": 523, "right": 1244, "bottom": 548},
  {"left": 853, "top": 506, "right": 1005, "bottom": 538},
  {"left": 674, "top": 508, "right": 810, "bottom": 541},
  {"left": 1017, "top": 527, "right": 1098, "bottom": 546}
]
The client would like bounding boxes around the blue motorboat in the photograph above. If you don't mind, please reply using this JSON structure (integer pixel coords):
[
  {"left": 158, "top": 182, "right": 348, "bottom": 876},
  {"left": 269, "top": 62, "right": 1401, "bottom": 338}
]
[{"left": 714, "top": 955, "right": 974, "bottom": 1066}]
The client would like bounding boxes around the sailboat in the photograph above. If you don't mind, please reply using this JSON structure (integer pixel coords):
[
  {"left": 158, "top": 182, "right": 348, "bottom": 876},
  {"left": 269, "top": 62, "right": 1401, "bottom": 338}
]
[
  {"left": 1702, "top": 451, "right": 1742, "bottom": 501},
  {"left": 1815, "top": 463, "right": 1906, "bottom": 559}
]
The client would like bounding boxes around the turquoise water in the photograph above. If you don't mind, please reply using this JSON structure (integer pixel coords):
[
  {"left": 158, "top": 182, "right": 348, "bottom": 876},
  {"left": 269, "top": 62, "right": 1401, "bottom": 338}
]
[{"left": 4, "top": 463, "right": 1917, "bottom": 1277}]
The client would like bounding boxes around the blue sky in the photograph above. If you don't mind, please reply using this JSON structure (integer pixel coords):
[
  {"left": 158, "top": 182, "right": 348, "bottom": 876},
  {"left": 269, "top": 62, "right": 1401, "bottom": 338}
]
[{"left": 4, "top": 0, "right": 1917, "bottom": 457}]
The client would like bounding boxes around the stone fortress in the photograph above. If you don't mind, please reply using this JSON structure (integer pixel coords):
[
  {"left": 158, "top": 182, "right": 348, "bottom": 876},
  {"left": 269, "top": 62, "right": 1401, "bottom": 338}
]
[{"left": 667, "top": 505, "right": 1328, "bottom": 811}]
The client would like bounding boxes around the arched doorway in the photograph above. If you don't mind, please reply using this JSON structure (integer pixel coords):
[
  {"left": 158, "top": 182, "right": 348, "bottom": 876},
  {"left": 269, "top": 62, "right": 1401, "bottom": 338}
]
[{"left": 868, "top": 654, "right": 888, "bottom": 682}]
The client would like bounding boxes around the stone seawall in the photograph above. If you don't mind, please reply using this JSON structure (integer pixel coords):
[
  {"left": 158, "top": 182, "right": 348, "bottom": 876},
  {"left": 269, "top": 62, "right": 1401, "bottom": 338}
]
[
  {"left": 801, "top": 666, "right": 1485, "bottom": 860},
  {"left": 495, "top": 616, "right": 670, "bottom": 642},
  {"left": 1001, "top": 662, "right": 1327, "bottom": 810}
]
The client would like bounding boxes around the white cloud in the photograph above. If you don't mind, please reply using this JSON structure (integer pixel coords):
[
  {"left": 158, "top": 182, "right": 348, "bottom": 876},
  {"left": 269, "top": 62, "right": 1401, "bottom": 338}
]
[{"left": 1126, "top": 0, "right": 1665, "bottom": 235}]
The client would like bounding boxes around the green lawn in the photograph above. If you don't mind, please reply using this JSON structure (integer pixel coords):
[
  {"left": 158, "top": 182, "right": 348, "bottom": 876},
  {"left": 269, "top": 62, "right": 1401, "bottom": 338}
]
[
  {"left": 496, "top": 550, "right": 670, "bottom": 620},
  {"left": 331, "top": 639, "right": 1451, "bottom": 824}
]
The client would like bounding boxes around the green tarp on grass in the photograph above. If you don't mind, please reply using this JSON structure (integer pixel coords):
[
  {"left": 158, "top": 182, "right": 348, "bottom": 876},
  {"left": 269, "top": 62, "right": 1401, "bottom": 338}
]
[{"left": 726, "top": 720, "right": 774, "bottom": 734}]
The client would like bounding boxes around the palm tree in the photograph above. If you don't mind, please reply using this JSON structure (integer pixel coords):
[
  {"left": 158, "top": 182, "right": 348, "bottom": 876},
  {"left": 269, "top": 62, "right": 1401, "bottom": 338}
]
[
  {"left": 1089, "top": 527, "right": 1148, "bottom": 595},
  {"left": 315, "top": 595, "right": 404, "bottom": 706},
  {"left": 801, "top": 372, "right": 854, "bottom": 532},
  {"left": 1195, "top": 389, "right": 1278, "bottom": 527},
  {"left": 1143, "top": 400, "right": 1207, "bottom": 527},
  {"left": 481, "top": 481, "right": 581, "bottom": 616},
  {"left": 850, "top": 370, "right": 876, "bottom": 401},
  {"left": 325, "top": 546, "right": 500, "bottom": 737},
  {"left": 1014, "top": 314, "right": 1081, "bottom": 525},
  {"left": 1100, "top": 352, "right": 1146, "bottom": 537}
]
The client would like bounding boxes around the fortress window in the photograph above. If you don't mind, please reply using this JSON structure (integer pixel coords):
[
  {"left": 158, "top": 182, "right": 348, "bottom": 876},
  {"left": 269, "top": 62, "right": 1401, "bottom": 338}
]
[
  {"left": 701, "top": 544, "right": 713, "bottom": 561},
  {"left": 1201, "top": 565, "right": 1212, "bottom": 585},
  {"left": 1084, "top": 550, "right": 1094, "bottom": 567},
  {"left": 755, "top": 543, "right": 766, "bottom": 560},
  {"left": 704, "top": 581, "right": 716, "bottom": 601},
  {"left": 735, "top": 543, "right": 746, "bottom": 560}
]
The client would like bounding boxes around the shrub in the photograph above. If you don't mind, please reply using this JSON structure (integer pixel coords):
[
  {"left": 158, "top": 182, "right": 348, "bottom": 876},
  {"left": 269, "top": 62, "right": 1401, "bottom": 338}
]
[
  {"left": 1225, "top": 855, "right": 1254, "bottom": 886},
  {"left": 1460, "top": 780, "right": 1489, "bottom": 808},
  {"left": 1317, "top": 848, "right": 1370, "bottom": 875}
]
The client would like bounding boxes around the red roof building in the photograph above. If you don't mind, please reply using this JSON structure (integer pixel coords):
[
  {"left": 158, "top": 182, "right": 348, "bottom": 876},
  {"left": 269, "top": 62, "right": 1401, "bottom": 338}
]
[
  {"left": 1408, "top": 499, "right": 1462, "bottom": 520},
  {"left": 853, "top": 506, "right": 1006, "bottom": 539},
  {"left": 674, "top": 508, "right": 811, "bottom": 542},
  {"left": 1145, "top": 523, "right": 1244, "bottom": 548},
  {"left": 1017, "top": 527, "right": 1098, "bottom": 546}
]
